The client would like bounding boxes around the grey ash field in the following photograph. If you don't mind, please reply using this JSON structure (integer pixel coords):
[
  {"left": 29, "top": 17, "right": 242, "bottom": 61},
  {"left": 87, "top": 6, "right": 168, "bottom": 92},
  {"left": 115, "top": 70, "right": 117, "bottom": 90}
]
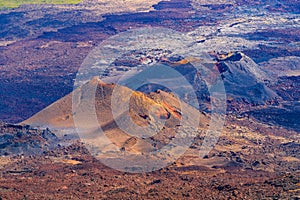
[{"left": 0, "top": 0, "right": 299, "bottom": 199}]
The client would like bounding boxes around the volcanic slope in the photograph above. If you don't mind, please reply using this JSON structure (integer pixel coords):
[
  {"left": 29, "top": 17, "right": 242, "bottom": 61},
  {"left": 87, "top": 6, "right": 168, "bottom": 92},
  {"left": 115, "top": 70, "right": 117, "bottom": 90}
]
[
  {"left": 212, "top": 52, "right": 278, "bottom": 104},
  {"left": 23, "top": 77, "right": 208, "bottom": 155}
]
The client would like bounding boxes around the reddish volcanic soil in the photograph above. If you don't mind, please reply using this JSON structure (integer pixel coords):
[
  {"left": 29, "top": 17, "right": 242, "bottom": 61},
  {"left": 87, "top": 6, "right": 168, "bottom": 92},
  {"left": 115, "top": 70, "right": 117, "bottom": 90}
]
[{"left": 0, "top": 0, "right": 300, "bottom": 199}]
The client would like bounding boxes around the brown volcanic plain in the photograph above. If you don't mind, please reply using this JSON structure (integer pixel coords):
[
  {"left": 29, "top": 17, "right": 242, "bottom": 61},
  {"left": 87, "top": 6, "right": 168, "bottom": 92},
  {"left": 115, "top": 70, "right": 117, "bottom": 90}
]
[{"left": 0, "top": 0, "right": 299, "bottom": 199}]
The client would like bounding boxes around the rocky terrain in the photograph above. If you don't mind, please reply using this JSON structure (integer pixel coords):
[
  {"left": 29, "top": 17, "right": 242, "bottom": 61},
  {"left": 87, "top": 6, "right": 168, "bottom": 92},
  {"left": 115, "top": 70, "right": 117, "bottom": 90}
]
[
  {"left": 0, "top": 0, "right": 299, "bottom": 123},
  {"left": 15, "top": 77, "right": 300, "bottom": 198},
  {"left": 0, "top": 122, "right": 58, "bottom": 156},
  {"left": 0, "top": 0, "right": 299, "bottom": 199},
  {"left": 0, "top": 112, "right": 299, "bottom": 199}
]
